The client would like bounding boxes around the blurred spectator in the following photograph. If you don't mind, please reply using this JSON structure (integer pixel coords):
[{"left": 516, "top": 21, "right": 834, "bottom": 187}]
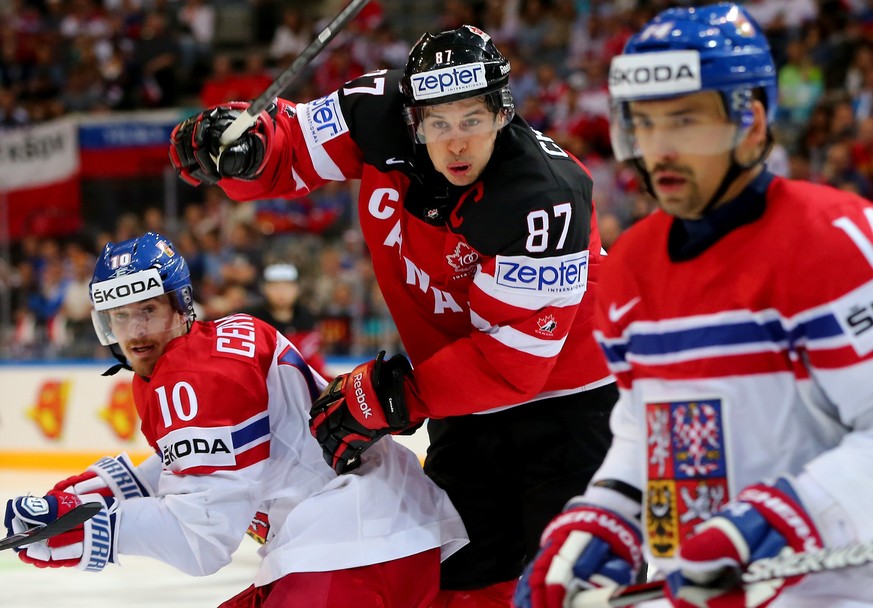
[
  {"left": 130, "top": 11, "right": 179, "bottom": 107},
  {"left": 0, "top": 85, "right": 29, "bottom": 126},
  {"left": 177, "top": 0, "right": 215, "bottom": 76},
  {"left": 777, "top": 39, "right": 824, "bottom": 133},
  {"left": 598, "top": 212, "right": 623, "bottom": 251},
  {"left": 245, "top": 262, "right": 329, "bottom": 378},
  {"left": 313, "top": 42, "right": 364, "bottom": 94},
  {"left": 820, "top": 139, "right": 871, "bottom": 196},
  {"left": 268, "top": 7, "right": 310, "bottom": 64},
  {"left": 234, "top": 52, "right": 272, "bottom": 102},
  {"left": 200, "top": 53, "right": 242, "bottom": 107},
  {"left": 56, "top": 242, "right": 100, "bottom": 358}
]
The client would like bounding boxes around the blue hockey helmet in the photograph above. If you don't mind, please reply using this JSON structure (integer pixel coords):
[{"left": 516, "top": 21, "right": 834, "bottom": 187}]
[
  {"left": 90, "top": 232, "right": 194, "bottom": 346},
  {"left": 608, "top": 3, "right": 776, "bottom": 162},
  {"left": 401, "top": 25, "right": 515, "bottom": 143}
]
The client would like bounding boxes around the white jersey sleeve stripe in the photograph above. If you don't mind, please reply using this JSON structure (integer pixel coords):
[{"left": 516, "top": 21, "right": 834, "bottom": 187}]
[
  {"left": 471, "top": 309, "right": 566, "bottom": 358},
  {"left": 295, "top": 100, "right": 346, "bottom": 182}
]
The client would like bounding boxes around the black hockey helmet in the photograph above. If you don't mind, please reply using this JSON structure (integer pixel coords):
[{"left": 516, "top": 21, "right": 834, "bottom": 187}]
[{"left": 401, "top": 25, "right": 515, "bottom": 143}]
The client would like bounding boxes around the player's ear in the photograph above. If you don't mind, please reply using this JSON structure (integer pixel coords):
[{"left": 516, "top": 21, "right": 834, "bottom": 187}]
[{"left": 739, "top": 99, "right": 769, "bottom": 164}]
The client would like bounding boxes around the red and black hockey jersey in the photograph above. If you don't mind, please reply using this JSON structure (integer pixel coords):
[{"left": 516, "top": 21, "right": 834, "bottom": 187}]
[{"left": 219, "top": 70, "right": 613, "bottom": 419}]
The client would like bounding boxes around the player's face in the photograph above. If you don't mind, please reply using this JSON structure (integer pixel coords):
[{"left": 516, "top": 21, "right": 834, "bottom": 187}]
[
  {"left": 423, "top": 97, "right": 501, "bottom": 186},
  {"left": 263, "top": 280, "right": 298, "bottom": 309},
  {"left": 108, "top": 295, "right": 187, "bottom": 377},
  {"left": 629, "top": 92, "right": 740, "bottom": 220}
]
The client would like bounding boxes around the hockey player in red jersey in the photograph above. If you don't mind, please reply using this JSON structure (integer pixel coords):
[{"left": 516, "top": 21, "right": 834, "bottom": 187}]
[
  {"left": 4, "top": 232, "right": 467, "bottom": 608},
  {"left": 168, "top": 25, "right": 617, "bottom": 607},
  {"left": 516, "top": 4, "right": 873, "bottom": 608}
]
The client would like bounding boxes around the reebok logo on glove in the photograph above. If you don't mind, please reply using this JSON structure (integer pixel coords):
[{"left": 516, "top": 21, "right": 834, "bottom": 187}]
[{"left": 352, "top": 372, "right": 373, "bottom": 419}]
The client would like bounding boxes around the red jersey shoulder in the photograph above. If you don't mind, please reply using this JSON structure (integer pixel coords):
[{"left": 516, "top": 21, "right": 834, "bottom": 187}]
[
  {"left": 141, "top": 317, "right": 276, "bottom": 426},
  {"left": 765, "top": 177, "right": 873, "bottom": 288}
]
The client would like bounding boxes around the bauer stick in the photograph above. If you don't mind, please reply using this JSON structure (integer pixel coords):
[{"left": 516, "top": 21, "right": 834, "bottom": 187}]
[
  {"left": 0, "top": 502, "right": 102, "bottom": 551},
  {"left": 571, "top": 539, "right": 873, "bottom": 607},
  {"left": 219, "top": 0, "right": 371, "bottom": 146}
]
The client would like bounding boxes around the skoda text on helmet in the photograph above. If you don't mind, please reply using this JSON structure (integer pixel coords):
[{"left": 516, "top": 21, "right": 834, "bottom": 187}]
[
  {"left": 90, "top": 232, "right": 195, "bottom": 348},
  {"left": 401, "top": 25, "right": 515, "bottom": 144},
  {"left": 607, "top": 3, "right": 776, "bottom": 196}
]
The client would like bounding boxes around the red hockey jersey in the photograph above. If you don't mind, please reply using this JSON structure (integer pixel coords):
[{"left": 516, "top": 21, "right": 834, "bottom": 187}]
[{"left": 219, "top": 70, "right": 613, "bottom": 418}]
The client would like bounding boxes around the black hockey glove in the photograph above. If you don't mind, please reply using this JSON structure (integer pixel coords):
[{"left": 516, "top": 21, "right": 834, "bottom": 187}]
[
  {"left": 169, "top": 101, "right": 276, "bottom": 186},
  {"left": 309, "top": 351, "right": 413, "bottom": 474}
]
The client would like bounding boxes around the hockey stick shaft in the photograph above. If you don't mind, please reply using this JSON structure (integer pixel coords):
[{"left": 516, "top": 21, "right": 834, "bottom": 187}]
[
  {"left": 0, "top": 502, "right": 102, "bottom": 551},
  {"left": 219, "top": 0, "right": 371, "bottom": 145},
  {"left": 570, "top": 539, "right": 873, "bottom": 607}
]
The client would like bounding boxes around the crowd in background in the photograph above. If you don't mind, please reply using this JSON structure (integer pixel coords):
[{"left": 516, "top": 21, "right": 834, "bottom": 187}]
[{"left": 3, "top": 0, "right": 873, "bottom": 361}]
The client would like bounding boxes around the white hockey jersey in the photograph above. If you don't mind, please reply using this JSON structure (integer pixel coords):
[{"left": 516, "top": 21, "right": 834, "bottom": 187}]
[
  {"left": 587, "top": 173, "right": 873, "bottom": 606},
  {"left": 114, "top": 314, "right": 467, "bottom": 584}
]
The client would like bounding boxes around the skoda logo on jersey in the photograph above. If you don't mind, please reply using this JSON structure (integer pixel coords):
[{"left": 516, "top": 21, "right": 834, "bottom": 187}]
[
  {"left": 300, "top": 91, "right": 349, "bottom": 146},
  {"left": 494, "top": 251, "right": 589, "bottom": 295},
  {"left": 157, "top": 426, "right": 236, "bottom": 473},
  {"left": 609, "top": 50, "right": 701, "bottom": 99},
  {"left": 411, "top": 62, "right": 488, "bottom": 101},
  {"left": 91, "top": 268, "right": 164, "bottom": 311}
]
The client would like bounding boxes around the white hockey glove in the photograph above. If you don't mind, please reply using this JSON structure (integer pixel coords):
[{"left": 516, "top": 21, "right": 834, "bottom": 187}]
[{"left": 52, "top": 453, "right": 155, "bottom": 501}]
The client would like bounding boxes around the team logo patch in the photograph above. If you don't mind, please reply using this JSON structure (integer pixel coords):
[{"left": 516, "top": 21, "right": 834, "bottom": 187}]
[
  {"left": 536, "top": 314, "right": 557, "bottom": 336},
  {"left": 446, "top": 241, "right": 480, "bottom": 278},
  {"left": 299, "top": 92, "right": 348, "bottom": 146},
  {"left": 645, "top": 398, "right": 729, "bottom": 558}
]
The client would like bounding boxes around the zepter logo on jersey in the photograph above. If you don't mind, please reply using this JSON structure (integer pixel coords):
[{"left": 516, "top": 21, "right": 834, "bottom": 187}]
[
  {"left": 298, "top": 91, "right": 349, "bottom": 147},
  {"left": 494, "top": 251, "right": 589, "bottom": 296},
  {"left": 410, "top": 62, "right": 489, "bottom": 101},
  {"left": 608, "top": 50, "right": 702, "bottom": 99},
  {"left": 90, "top": 268, "right": 164, "bottom": 311}
]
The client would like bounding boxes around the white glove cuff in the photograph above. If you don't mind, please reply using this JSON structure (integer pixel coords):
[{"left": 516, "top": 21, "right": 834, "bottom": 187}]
[
  {"left": 76, "top": 496, "right": 121, "bottom": 572},
  {"left": 89, "top": 453, "right": 154, "bottom": 500}
]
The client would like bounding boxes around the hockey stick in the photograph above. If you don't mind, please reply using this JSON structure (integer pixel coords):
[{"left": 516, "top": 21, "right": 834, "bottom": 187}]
[
  {"left": 570, "top": 539, "right": 873, "bottom": 607},
  {"left": 219, "top": 0, "right": 371, "bottom": 146},
  {"left": 0, "top": 502, "right": 102, "bottom": 552}
]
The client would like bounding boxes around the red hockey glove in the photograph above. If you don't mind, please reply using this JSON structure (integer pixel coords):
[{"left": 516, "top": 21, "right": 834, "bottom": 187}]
[
  {"left": 5, "top": 491, "right": 118, "bottom": 571},
  {"left": 169, "top": 101, "right": 277, "bottom": 186},
  {"left": 665, "top": 477, "right": 823, "bottom": 608},
  {"left": 52, "top": 453, "right": 154, "bottom": 501},
  {"left": 309, "top": 351, "right": 413, "bottom": 473},
  {"left": 514, "top": 503, "right": 644, "bottom": 608}
]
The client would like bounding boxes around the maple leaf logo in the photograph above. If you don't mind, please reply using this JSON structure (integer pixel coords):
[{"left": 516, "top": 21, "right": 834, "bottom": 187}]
[
  {"left": 446, "top": 242, "right": 480, "bottom": 276},
  {"left": 537, "top": 315, "right": 557, "bottom": 335}
]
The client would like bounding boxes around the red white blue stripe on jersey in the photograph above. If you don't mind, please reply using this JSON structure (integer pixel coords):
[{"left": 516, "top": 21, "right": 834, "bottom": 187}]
[
  {"left": 596, "top": 306, "right": 858, "bottom": 377},
  {"left": 277, "top": 344, "right": 321, "bottom": 401}
]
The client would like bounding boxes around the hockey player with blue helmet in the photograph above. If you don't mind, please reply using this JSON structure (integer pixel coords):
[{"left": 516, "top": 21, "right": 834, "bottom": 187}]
[
  {"left": 5, "top": 232, "right": 466, "bottom": 607},
  {"left": 517, "top": 4, "right": 873, "bottom": 608}
]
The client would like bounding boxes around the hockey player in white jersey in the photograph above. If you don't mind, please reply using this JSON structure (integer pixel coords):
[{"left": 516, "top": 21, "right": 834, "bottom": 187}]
[
  {"left": 4, "top": 232, "right": 467, "bottom": 607},
  {"left": 515, "top": 3, "right": 873, "bottom": 608}
]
